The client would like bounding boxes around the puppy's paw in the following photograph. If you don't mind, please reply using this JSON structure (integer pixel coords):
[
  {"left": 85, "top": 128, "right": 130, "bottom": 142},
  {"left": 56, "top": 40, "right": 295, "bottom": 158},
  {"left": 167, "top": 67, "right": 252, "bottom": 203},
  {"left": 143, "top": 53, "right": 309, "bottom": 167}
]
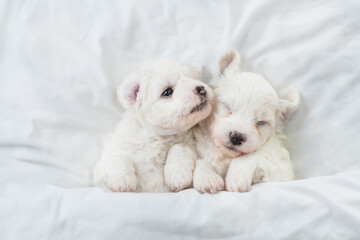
[
  {"left": 225, "top": 174, "right": 251, "bottom": 193},
  {"left": 164, "top": 167, "right": 193, "bottom": 192},
  {"left": 106, "top": 173, "right": 137, "bottom": 192},
  {"left": 194, "top": 172, "right": 224, "bottom": 193}
]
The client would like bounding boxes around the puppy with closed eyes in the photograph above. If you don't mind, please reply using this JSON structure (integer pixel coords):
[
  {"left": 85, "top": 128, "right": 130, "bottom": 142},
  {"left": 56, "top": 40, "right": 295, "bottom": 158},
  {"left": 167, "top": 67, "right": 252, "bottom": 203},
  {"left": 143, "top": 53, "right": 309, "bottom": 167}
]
[
  {"left": 94, "top": 61, "right": 214, "bottom": 192},
  {"left": 193, "top": 49, "right": 300, "bottom": 193}
]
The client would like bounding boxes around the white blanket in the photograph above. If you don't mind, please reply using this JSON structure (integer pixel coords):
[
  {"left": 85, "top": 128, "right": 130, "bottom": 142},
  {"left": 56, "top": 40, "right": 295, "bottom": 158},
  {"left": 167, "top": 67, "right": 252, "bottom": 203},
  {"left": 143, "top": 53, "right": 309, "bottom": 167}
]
[{"left": 1, "top": 0, "right": 360, "bottom": 239}]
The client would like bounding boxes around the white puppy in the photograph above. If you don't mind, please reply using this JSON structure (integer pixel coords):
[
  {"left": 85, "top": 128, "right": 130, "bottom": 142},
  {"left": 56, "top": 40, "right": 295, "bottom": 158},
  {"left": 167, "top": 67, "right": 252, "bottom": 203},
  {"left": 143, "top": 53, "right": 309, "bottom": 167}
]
[
  {"left": 94, "top": 61, "right": 214, "bottom": 192},
  {"left": 193, "top": 49, "right": 300, "bottom": 193}
]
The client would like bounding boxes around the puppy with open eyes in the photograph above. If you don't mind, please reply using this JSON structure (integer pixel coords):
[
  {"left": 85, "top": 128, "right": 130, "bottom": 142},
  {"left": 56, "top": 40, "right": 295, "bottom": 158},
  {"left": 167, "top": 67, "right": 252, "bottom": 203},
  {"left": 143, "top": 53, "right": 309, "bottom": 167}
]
[
  {"left": 94, "top": 61, "right": 214, "bottom": 192},
  {"left": 193, "top": 49, "right": 300, "bottom": 193}
]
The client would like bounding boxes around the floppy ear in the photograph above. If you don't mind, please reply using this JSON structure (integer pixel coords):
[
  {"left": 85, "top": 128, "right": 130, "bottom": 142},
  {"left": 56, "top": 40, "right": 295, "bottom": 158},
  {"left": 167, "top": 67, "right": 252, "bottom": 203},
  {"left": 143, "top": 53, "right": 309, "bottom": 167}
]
[
  {"left": 116, "top": 73, "right": 141, "bottom": 109},
  {"left": 219, "top": 48, "right": 241, "bottom": 75},
  {"left": 279, "top": 88, "right": 300, "bottom": 124}
]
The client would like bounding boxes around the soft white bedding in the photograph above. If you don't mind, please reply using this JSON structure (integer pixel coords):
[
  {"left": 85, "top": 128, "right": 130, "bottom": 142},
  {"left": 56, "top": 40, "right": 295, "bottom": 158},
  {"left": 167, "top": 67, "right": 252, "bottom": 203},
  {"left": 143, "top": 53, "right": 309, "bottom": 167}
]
[{"left": 1, "top": 0, "right": 360, "bottom": 239}]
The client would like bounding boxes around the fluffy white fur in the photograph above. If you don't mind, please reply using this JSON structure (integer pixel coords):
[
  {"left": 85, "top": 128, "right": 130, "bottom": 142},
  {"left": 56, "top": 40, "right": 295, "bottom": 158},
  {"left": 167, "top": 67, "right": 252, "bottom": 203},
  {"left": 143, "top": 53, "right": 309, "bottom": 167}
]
[
  {"left": 193, "top": 49, "right": 300, "bottom": 193},
  {"left": 94, "top": 61, "right": 214, "bottom": 192}
]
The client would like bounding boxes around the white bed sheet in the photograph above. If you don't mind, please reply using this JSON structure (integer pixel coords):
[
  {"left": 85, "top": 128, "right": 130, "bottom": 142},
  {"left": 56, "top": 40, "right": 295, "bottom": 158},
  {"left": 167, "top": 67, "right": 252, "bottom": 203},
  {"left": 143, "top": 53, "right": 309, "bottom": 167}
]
[{"left": 1, "top": 0, "right": 360, "bottom": 239}]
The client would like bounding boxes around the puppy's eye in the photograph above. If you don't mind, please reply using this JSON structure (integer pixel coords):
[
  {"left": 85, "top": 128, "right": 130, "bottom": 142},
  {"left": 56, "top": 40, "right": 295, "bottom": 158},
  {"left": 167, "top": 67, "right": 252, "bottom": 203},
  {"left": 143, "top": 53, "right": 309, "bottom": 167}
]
[
  {"left": 162, "top": 88, "right": 173, "bottom": 97},
  {"left": 256, "top": 121, "right": 268, "bottom": 127}
]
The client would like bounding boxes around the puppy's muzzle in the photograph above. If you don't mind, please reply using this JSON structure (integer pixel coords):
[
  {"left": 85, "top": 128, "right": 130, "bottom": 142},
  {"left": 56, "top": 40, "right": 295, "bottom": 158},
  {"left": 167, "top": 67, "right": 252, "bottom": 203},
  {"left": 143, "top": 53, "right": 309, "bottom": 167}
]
[{"left": 190, "top": 86, "right": 208, "bottom": 114}]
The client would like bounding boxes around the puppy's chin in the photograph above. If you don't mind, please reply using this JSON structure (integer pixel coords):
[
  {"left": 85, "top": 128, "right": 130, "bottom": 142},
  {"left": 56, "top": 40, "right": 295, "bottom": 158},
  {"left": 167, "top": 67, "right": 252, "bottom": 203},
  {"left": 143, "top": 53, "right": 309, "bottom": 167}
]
[
  {"left": 192, "top": 102, "right": 212, "bottom": 120},
  {"left": 217, "top": 144, "right": 243, "bottom": 158},
  {"left": 182, "top": 101, "right": 212, "bottom": 127},
  {"left": 211, "top": 135, "right": 240, "bottom": 158}
]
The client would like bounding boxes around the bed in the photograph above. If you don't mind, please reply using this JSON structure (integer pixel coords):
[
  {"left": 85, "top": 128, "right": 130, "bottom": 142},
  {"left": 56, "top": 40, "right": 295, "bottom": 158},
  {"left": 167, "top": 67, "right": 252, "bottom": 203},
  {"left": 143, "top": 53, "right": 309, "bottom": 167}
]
[{"left": 1, "top": 0, "right": 360, "bottom": 239}]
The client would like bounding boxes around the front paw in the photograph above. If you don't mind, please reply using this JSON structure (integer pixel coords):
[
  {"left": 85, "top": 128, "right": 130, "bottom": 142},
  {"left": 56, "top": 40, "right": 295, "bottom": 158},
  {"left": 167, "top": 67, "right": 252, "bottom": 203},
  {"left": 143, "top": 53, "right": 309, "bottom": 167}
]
[
  {"left": 194, "top": 172, "right": 224, "bottom": 193},
  {"left": 106, "top": 172, "right": 137, "bottom": 192},
  {"left": 164, "top": 166, "right": 193, "bottom": 192},
  {"left": 225, "top": 173, "right": 251, "bottom": 192}
]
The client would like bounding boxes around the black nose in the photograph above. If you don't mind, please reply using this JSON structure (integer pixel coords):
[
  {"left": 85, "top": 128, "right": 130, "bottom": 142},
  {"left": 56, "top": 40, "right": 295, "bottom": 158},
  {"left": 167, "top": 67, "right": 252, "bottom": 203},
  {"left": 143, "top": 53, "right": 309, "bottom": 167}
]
[
  {"left": 194, "top": 86, "right": 207, "bottom": 97},
  {"left": 229, "top": 132, "right": 246, "bottom": 145}
]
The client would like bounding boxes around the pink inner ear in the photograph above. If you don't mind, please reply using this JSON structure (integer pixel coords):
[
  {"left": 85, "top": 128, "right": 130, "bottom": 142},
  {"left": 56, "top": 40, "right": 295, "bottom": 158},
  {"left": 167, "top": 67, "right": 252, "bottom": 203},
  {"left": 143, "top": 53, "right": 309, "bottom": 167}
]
[
  {"left": 128, "top": 85, "right": 139, "bottom": 105},
  {"left": 282, "top": 112, "right": 289, "bottom": 123}
]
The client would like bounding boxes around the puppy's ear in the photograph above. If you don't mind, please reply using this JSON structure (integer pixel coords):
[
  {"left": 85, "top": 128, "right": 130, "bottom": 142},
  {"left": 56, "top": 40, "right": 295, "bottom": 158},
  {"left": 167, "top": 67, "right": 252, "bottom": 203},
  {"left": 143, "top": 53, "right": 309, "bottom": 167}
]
[
  {"left": 278, "top": 88, "right": 300, "bottom": 125},
  {"left": 186, "top": 64, "right": 203, "bottom": 80},
  {"left": 117, "top": 73, "right": 141, "bottom": 109},
  {"left": 219, "top": 48, "right": 241, "bottom": 75}
]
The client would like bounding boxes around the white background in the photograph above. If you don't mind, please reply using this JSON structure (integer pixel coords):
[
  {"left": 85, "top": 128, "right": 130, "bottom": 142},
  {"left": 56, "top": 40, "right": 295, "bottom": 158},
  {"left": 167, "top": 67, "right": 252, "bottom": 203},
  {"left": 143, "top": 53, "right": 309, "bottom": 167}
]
[{"left": 1, "top": 1, "right": 360, "bottom": 239}]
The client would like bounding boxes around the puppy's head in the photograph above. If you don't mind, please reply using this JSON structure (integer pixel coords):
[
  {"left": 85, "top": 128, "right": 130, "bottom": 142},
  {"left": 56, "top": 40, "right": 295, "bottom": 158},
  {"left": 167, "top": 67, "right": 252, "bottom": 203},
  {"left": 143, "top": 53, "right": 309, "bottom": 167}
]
[
  {"left": 209, "top": 49, "right": 300, "bottom": 158},
  {"left": 117, "top": 61, "right": 214, "bottom": 134}
]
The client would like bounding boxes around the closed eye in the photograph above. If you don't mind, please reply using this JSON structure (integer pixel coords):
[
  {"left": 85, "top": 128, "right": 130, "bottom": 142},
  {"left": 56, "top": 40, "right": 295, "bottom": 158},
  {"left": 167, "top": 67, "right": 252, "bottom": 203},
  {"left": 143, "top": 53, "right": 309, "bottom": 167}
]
[
  {"left": 255, "top": 121, "right": 268, "bottom": 126},
  {"left": 219, "top": 102, "right": 232, "bottom": 114}
]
